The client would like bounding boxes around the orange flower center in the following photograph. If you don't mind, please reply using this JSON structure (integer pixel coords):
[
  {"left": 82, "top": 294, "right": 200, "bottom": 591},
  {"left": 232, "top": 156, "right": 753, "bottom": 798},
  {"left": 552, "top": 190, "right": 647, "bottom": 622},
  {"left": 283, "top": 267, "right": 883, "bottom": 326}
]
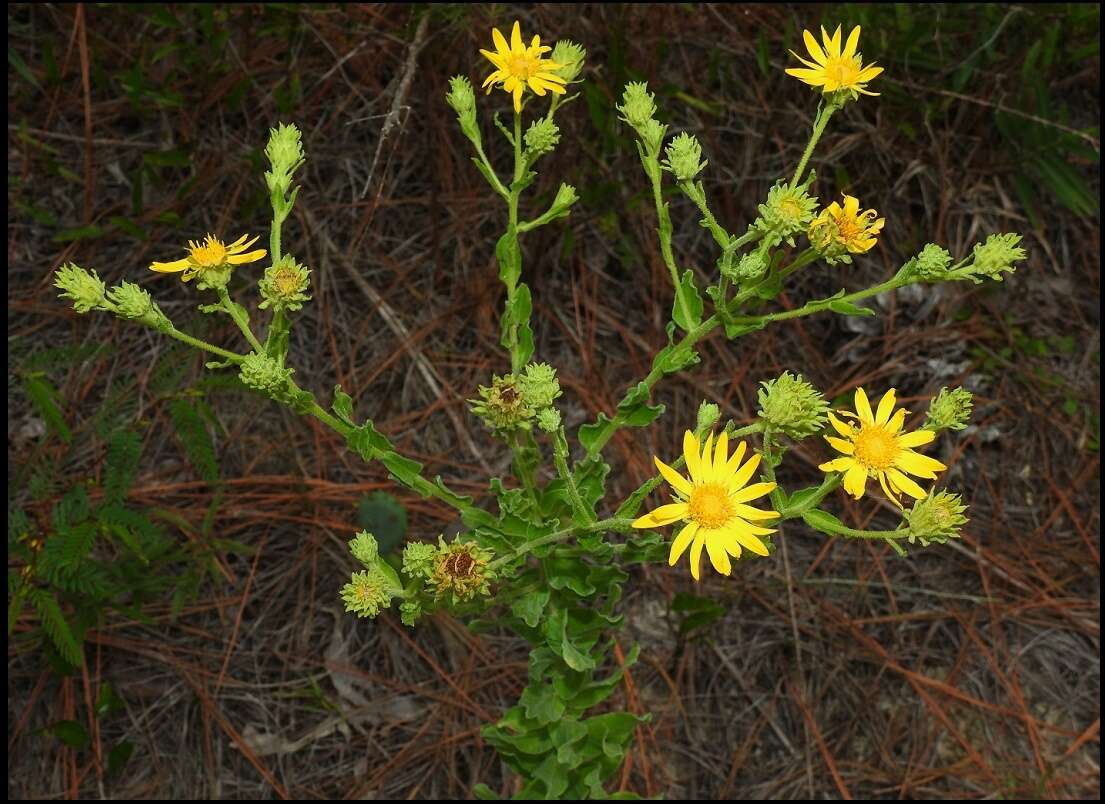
[
  {"left": 853, "top": 425, "right": 898, "bottom": 470},
  {"left": 688, "top": 483, "right": 735, "bottom": 530},
  {"left": 188, "top": 237, "right": 229, "bottom": 268}
]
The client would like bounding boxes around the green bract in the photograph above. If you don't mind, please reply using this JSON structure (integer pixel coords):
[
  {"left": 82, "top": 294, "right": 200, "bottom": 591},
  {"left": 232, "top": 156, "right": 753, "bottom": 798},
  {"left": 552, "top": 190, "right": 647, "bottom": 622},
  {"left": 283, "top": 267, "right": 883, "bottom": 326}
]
[
  {"left": 902, "top": 491, "right": 968, "bottom": 546},
  {"left": 924, "top": 386, "right": 974, "bottom": 432},
  {"left": 663, "top": 132, "right": 707, "bottom": 182},
  {"left": 238, "top": 351, "right": 294, "bottom": 398},
  {"left": 258, "top": 255, "right": 312, "bottom": 312},
  {"left": 758, "top": 372, "right": 829, "bottom": 439},
  {"left": 349, "top": 530, "right": 379, "bottom": 567},
  {"left": 551, "top": 40, "right": 586, "bottom": 83},
  {"left": 54, "top": 263, "right": 108, "bottom": 314}
]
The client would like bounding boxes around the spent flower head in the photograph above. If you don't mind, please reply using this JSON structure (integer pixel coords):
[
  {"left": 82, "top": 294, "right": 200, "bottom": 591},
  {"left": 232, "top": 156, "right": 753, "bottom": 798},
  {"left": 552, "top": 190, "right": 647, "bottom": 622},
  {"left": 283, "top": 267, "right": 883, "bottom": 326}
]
[
  {"left": 550, "top": 40, "right": 586, "bottom": 83},
  {"left": 55, "top": 263, "right": 108, "bottom": 314},
  {"left": 470, "top": 374, "right": 535, "bottom": 433},
  {"left": 480, "top": 21, "right": 567, "bottom": 113},
  {"left": 431, "top": 537, "right": 495, "bottom": 603},
  {"left": 259, "top": 255, "right": 312, "bottom": 312},
  {"left": 758, "top": 372, "right": 829, "bottom": 439},
  {"left": 663, "top": 132, "right": 708, "bottom": 182},
  {"left": 341, "top": 569, "right": 394, "bottom": 618},
  {"left": 786, "top": 25, "right": 883, "bottom": 100},
  {"left": 902, "top": 491, "right": 968, "bottom": 546},
  {"left": 923, "top": 386, "right": 973, "bottom": 432},
  {"left": 808, "top": 194, "right": 885, "bottom": 264},
  {"left": 349, "top": 530, "right": 379, "bottom": 567}
]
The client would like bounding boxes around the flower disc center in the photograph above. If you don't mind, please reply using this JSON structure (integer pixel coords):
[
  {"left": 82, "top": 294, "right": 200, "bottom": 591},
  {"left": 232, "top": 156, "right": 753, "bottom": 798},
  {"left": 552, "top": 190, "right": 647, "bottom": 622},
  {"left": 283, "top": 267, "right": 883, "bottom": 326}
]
[
  {"left": 854, "top": 425, "right": 898, "bottom": 469},
  {"left": 688, "top": 484, "right": 735, "bottom": 530}
]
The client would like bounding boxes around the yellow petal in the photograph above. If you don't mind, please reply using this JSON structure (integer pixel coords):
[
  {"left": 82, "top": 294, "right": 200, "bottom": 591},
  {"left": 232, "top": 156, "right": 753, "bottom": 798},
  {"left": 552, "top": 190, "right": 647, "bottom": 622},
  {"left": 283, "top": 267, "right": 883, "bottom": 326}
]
[
  {"left": 788, "top": 49, "right": 822, "bottom": 70},
  {"left": 732, "top": 481, "right": 776, "bottom": 503},
  {"left": 705, "top": 535, "right": 732, "bottom": 576},
  {"left": 786, "top": 68, "right": 830, "bottom": 85},
  {"left": 858, "top": 65, "right": 884, "bottom": 82},
  {"left": 843, "top": 25, "right": 861, "bottom": 59},
  {"left": 724, "top": 440, "right": 748, "bottom": 474},
  {"left": 732, "top": 503, "right": 779, "bottom": 522},
  {"left": 819, "top": 456, "right": 855, "bottom": 473},
  {"left": 510, "top": 20, "right": 523, "bottom": 52},
  {"left": 669, "top": 522, "right": 698, "bottom": 565},
  {"left": 688, "top": 532, "right": 705, "bottom": 581},
  {"left": 828, "top": 24, "right": 842, "bottom": 58},
  {"left": 802, "top": 29, "right": 828, "bottom": 65},
  {"left": 491, "top": 26, "right": 509, "bottom": 55},
  {"left": 227, "top": 249, "right": 267, "bottom": 265},
  {"left": 894, "top": 450, "right": 946, "bottom": 478},
  {"left": 631, "top": 502, "right": 689, "bottom": 529},
  {"left": 875, "top": 388, "right": 897, "bottom": 425},
  {"left": 886, "top": 408, "right": 906, "bottom": 434},
  {"left": 886, "top": 468, "right": 927, "bottom": 500},
  {"left": 897, "top": 429, "right": 935, "bottom": 448},
  {"left": 730, "top": 452, "right": 762, "bottom": 491},
  {"left": 699, "top": 432, "right": 715, "bottom": 483},
  {"left": 826, "top": 436, "right": 854, "bottom": 455},
  {"left": 854, "top": 386, "right": 875, "bottom": 424},
  {"left": 527, "top": 78, "right": 547, "bottom": 96},
  {"left": 828, "top": 411, "right": 854, "bottom": 438},
  {"left": 654, "top": 456, "right": 693, "bottom": 498},
  {"left": 878, "top": 471, "right": 903, "bottom": 508},
  {"left": 512, "top": 84, "right": 523, "bottom": 113},
  {"left": 149, "top": 257, "right": 191, "bottom": 273},
  {"left": 729, "top": 526, "right": 770, "bottom": 557},
  {"left": 713, "top": 432, "right": 729, "bottom": 476},
  {"left": 683, "top": 431, "right": 701, "bottom": 483},
  {"left": 842, "top": 463, "right": 867, "bottom": 499}
]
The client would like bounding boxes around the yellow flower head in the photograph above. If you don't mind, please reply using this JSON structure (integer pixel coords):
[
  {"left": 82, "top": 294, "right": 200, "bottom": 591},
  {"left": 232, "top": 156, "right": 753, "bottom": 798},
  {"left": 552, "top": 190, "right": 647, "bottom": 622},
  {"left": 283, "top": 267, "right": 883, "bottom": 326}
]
[
  {"left": 480, "top": 20, "right": 567, "bottom": 113},
  {"left": 149, "top": 233, "right": 266, "bottom": 282},
  {"left": 786, "top": 25, "right": 883, "bottom": 96},
  {"left": 818, "top": 387, "right": 947, "bottom": 508},
  {"left": 808, "top": 194, "right": 885, "bottom": 255},
  {"left": 633, "top": 432, "right": 780, "bottom": 581}
]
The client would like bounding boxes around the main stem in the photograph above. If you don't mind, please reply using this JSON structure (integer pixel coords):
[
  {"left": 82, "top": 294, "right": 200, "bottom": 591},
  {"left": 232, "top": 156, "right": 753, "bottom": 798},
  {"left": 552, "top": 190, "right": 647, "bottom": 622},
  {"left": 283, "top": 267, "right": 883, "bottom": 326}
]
[
  {"left": 791, "top": 102, "right": 837, "bottom": 187},
  {"left": 487, "top": 516, "right": 635, "bottom": 571}
]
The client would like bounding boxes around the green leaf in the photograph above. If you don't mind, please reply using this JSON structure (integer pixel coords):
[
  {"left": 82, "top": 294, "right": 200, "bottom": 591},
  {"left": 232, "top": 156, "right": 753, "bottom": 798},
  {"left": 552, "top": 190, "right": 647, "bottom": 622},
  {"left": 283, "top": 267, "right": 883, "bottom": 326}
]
[
  {"left": 671, "top": 269, "right": 704, "bottom": 332},
  {"left": 95, "top": 682, "right": 125, "bottom": 718},
  {"left": 511, "top": 589, "right": 549, "bottom": 628},
  {"left": 781, "top": 484, "right": 822, "bottom": 515},
  {"left": 107, "top": 741, "right": 134, "bottom": 775},
  {"left": 495, "top": 231, "right": 522, "bottom": 289},
  {"left": 471, "top": 783, "right": 500, "bottom": 800},
  {"left": 801, "top": 509, "right": 847, "bottom": 536},
  {"left": 167, "top": 399, "right": 218, "bottom": 483},
  {"left": 49, "top": 720, "right": 89, "bottom": 750},
  {"left": 103, "top": 429, "right": 143, "bottom": 505},
  {"left": 31, "top": 590, "right": 83, "bottom": 668},
  {"left": 356, "top": 492, "right": 407, "bottom": 555},
  {"left": 828, "top": 299, "right": 876, "bottom": 317},
  {"left": 51, "top": 225, "right": 104, "bottom": 243},
  {"left": 520, "top": 682, "right": 566, "bottom": 725},
  {"left": 22, "top": 374, "right": 71, "bottom": 443},
  {"left": 558, "top": 615, "right": 594, "bottom": 672},
  {"left": 331, "top": 385, "right": 355, "bottom": 425}
]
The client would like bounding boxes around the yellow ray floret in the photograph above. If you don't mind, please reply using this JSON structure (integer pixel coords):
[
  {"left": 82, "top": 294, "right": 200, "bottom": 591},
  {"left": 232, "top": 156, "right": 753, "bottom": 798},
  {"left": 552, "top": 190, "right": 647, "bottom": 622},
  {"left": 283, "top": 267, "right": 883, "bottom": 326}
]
[
  {"left": 149, "top": 233, "right": 267, "bottom": 282},
  {"left": 633, "top": 431, "right": 780, "bottom": 581},
  {"left": 480, "top": 20, "right": 567, "bottom": 113},
  {"left": 818, "top": 387, "right": 947, "bottom": 508},
  {"left": 786, "top": 25, "right": 883, "bottom": 96},
  {"left": 808, "top": 194, "right": 885, "bottom": 254}
]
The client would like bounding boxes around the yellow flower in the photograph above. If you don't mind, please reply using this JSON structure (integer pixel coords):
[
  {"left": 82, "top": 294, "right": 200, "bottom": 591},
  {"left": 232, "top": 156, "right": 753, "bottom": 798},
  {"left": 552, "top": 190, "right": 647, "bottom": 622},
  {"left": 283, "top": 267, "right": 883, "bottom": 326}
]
[
  {"left": 786, "top": 25, "right": 883, "bottom": 96},
  {"left": 633, "top": 432, "right": 780, "bottom": 581},
  {"left": 149, "top": 233, "right": 266, "bottom": 281},
  {"left": 818, "top": 387, "right": 947, "bottom": 508},
  {"left": 480, "top": 20, "right": 567, "bottom": 113},
  {"left": 808, "top": 194, "right": 885, "bottom": 255}
]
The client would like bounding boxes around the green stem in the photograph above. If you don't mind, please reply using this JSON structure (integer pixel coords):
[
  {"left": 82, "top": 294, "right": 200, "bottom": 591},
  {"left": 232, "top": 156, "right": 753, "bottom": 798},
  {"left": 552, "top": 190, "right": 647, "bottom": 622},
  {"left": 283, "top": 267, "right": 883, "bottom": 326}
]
[
  {"left": 473, "top": 139, "right": 509, "bottom": 199},
  {"left": 791, "top": 102, "right": 838, "bottom": 187},
  {"left": 647, "top": 157, "right": 696, "bottom": 331},
  {"left": 779, "top": 474, "right": 841, "bottom": 520},
  {"left": 165, "top": 327, "right": 244, "bottom": 363},
  {"left": 729, "top": 276, "right": 904, "bottom": 328},
  {"left": 554, "top": 427, "right": 595, "bottom": 523},
  {"left": 512, "top": 430, "right": 541, "bottom": 508},
  {"left": 487, "top": 516, "right": 635, "bottom": 571},
  {"left": 217, "top": 288, "right": 265, "bottom": 353}
]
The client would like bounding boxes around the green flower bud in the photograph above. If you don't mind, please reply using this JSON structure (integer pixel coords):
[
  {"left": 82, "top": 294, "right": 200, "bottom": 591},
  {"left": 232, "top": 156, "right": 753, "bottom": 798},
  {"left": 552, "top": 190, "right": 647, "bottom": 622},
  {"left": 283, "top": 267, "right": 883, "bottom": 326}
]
[
  {"left": 966, "top": 233, "right": 1026, "bottom": 283},
  {"left": 445, "top": 75, "right": 476, "bottom": 120},
  {"left": 239, "top": 351, "right": 294, "bottom": 398},
  {"left": 54, "top": 263, "right": 109, "bottom": 314},
  {"left": 340, "top": 569, "right": 394, "bottom": 618},
  {"left": 470, "top": 374, "right": 535, "bottom": 433},
  {"left": 902, "top": 243, "right": 953, "bottom": 282},
  {"left": 402, "top": 541, "right": 437, "bottom": 579},
  {"left": 518, "top": 362, "right": 561, "bottom": 409},
  {"left": 551, "top": 40, "right": 586, "bottom": 83},
  {"left": 349, "top": 530, "right": 379, "bottom": 568},
  {"left": 902, "top": 491, "right": 968, "bottom": 546},
  {"left": 524, "top": 117, "right": 560, "bottom": 158},
  {"left": 106, "top": 281, "right": 172, "bottom": 331},
  {"left": 757, "top": 372, "right": 829, "bottom": 439},
  {"left": 923, "top": 386, "right": 973, "bottom": 432},
  {"left": 662, "top": 132, "right": 708, "bottom": 182},
  {"left": 552, "top": 182, "right": 578, "bottom": 211},
  {"left": 617, "top": 81, "right": 657, "bottom": 129},
  {"left": 753, "top": 176, "right": 819, "bottom": 246},
  {"left": 638, "top": 119, "right": 668, "bottom": 154},
  {"left": 399, "top": 599, "right": 423, "bottom": 628},
  {"left": 431, "top": 537, "right": 495, "bottom": 604},
  {"left": 536, "top": 406, "right": 562, "bottom": 434},
  {"left": 259, "top": 255, "right": 312, "bottom": 312},
  {"left": 696, "top": 401, "right": 721, "bottom": 433},
  {"left": 264, "top": 123, "right": 305, "bottom": 198},
  {"left": 729, "top": 250, "right": 770, "bottom": 282}
]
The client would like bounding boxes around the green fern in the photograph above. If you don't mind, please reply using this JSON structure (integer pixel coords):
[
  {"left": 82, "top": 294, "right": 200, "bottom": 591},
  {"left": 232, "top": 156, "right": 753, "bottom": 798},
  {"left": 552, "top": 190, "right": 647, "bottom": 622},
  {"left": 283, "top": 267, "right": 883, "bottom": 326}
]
[
  {"left": 21, "top": 373, "right": 71, "bottom": 444},
  {"left": 52, "top": 485, "right": 90, "bottom": 531},
  {"left": 167, "top": 398, "right": 219, "bottom": 483},
  {"left": 103, "top": 429, "right": 144, "bottom": 506},
  {"left": 30, "top": 588, "right": 83, "bottom": 668}
]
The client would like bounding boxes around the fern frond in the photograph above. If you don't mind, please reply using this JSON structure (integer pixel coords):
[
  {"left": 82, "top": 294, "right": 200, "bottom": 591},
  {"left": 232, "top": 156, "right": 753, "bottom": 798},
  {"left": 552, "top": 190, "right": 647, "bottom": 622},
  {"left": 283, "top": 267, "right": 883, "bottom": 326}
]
[
  {"left": 167, "top": 399, "right": 219, "bottom": 483},
  {"left": 30, "top": 589, "right": 83, "bottom": 667},
  {"left": 103, "top": 429, "right": 143, "bottom": 505}
]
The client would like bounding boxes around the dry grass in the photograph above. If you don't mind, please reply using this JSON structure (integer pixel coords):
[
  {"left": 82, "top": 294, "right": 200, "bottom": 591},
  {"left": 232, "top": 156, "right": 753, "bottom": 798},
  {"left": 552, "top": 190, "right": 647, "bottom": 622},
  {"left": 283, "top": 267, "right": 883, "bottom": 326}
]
[{"left": 8, "top": 4, "right": 1100, "bottom": 799}]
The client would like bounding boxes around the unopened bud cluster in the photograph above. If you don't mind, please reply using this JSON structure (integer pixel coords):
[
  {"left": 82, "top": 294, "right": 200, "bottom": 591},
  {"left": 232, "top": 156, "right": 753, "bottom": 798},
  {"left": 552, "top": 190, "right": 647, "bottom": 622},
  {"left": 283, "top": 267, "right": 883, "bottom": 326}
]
[
  {"left": 551, "top": 40, "right": 586, "bottom": 84},
  {"left": 923, "top": 386, "right": 973, "bottom": 432},
  {"left": 663, "top": 132, "right": 707, "bottom": 182},
  {"left": 618, "top": 82, "right": 667, "bottom": 153},
  {"left": 55, "top": 264, "right": 172, "bottom": 331},
  {"left": 264, "top": 123, "right": 305, "bottom": 208},
  {"left": 902, "top": 491, "right": 967, "bottom": 546},
  {"left": 757, "top": 372, "right": 829, "bottom": 439}
]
